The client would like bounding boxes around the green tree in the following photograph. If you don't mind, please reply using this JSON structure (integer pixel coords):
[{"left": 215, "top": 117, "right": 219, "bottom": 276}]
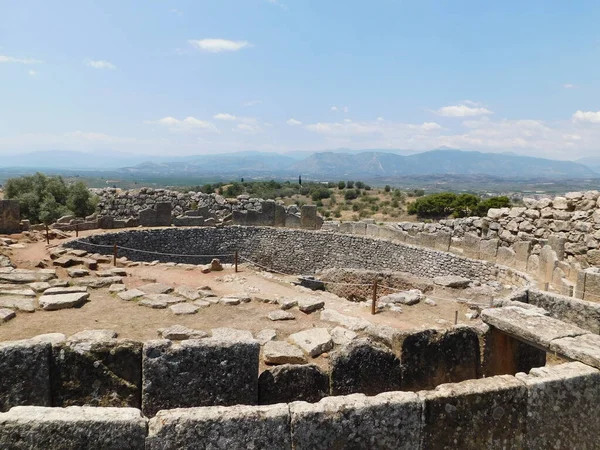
[
  {"left": 384, "top": 185, "right": 391, "bottom": 192},
  {"left": 39, "top": 194, "right": 70, "bottom": 225},
  {"left": 346, "top": 180, "right": 355, "bottom": 189},
  {"left": 338, "top": 181, "right": 346, "bottom": 190},
  {"left": 344, "top": 189, "right": 360, "bottom": 200},
  {"left": 355, "top": 181, "right": 365, "bottom": 189},
  {"left": 67, "top": 181, "right": 97, "bottom": 218}
]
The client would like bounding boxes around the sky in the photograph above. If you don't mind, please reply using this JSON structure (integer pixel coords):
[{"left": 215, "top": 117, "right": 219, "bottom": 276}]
[{"left": 2, "top": 0, "right": 600, "bottom": 160}]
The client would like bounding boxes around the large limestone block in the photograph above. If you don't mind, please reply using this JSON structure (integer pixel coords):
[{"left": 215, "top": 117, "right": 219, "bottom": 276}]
[
  {"left": 289, "top": 328, "right": 333, "bottom": 357},
  {"left": 142, "top": 338, "right": 260, "bottom": 417},
  {"left": 258, "top": 364, "right": 329, "bottom": 405},
  {"left": 320, "top": 308, "right": 371, "bottom": 331},
  {"left": 0, "top": 406, "right": 147, "bottom": 450},
  {"left": 263, "top": 340, "right": 306, "bottom": 365},
  {"left": 0, "top": 339, "right": 51, "bottom": 412},
  {"left": 51, "top": 338, "right": 143, "bottom": 408},
  {"left": 401, "top": 327, "right": 480, "bottom": 391},
  {"left": 481, "top": 306, "right": 589, "bottom": 348},
  {"left": 549, "top": 333, "right": 600, "bottom": 369},
  {"left": 300, "top": 205, "right": 318, "bottom": 229},
  {"left": 516, "top": 362, "right": 600, "bottom": 450},
  {"left": 419, "top": 375, "right": 527, "bottom": 450},
  {"left": 290, "top": 391, "right": 422, "bottom": 450},
  {"left": 146, "top": 404, "right": 291, "bottom": 450},
  {"left": 330, "top": 338, "right": 402, "bottom": 396},
  {"left": 527, "top": 289, "right": 600, "bottom": 333},
  {"left": 496, "top": 247, "right": 516, "bottom": 267},
  {"left": 39, "top": 292, "right": 90, "bottom": 310},
  {"left": 479, "top": 238, "right": 499, "bottom": 261}
]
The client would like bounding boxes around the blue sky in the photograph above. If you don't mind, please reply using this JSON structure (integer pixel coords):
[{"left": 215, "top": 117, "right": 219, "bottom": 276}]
[{"left": 2, "top": 0, "right": 600, "bottom": 159}]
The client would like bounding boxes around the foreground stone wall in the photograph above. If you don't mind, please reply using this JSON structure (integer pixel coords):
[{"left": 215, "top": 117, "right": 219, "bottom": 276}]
[
  {"left": 1, "top": 362, "right": 598, "bottom": 449},
  {"left": 67, "top": 227, "right": 531, "bottom": 285}
]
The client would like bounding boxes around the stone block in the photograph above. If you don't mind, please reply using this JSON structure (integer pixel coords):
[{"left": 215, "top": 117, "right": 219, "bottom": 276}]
[
  {"left": 289, "top": 391, "right": 422, "bottom": 450},
  {"left": 496, "top": 247, "right": 516, "bottom": 267},
  {"left": 0, "top": 406, "right": 147, "bottom": 450},
  {"left": 539, "top": 245, "right": 558, "bottom": 284},
  {"left": 0, "top": 339, "right": 51, "bottom": 412},
  {"left": 141, "top": 338, "right": 260, "bottom": 417},
  {"left": 366, "top": 223, "right": 380, "bottom": 237},
  {"left": 463, "top": 233, "right": 481, "bottom": 259},
  {"left": 479, "top": 238, "right": 499, "bottom": 262},
  {"left": 330, "top": 338, "right": 402, "bottom": 396},
  {"left": 512, "top": 241, "right": 531, "bottom": 271},
  {"left": 527, "top": 288, "right": 600, "bottom": 333},
  {"left": 517, "top": 362, "right": 600, "bottom": 450},
  {"left": 548, "top": 234, "right": 566, "bottom": 261},
  {"left": 301, "top": 205, "right": 318, "bottom": 229},
  {"left": 0, "top": 200, "right": 21, "bottom": 234},
  {"left": 258, "top": 364, "right": 329, "bottom": 404},
  {"left": 434, "top": 231, "right": 451, "bottom": 252},
  {"left": 419, "top": 376, "right": 527, "bottom": 450},
  {"left": 416, "top": 232, "right": 437, "bottom": 249},
  {"left": 50, "top": 338, "right": 142, "bottom": 408},
  {"left": 351, "top": 222, "right": 367, "bottom": 235},
  {"left": 583, "top": 270, "right": 600, "bottom": 303},
  {"left": 155, "top": 202, "right": 172, "bottom": 226},
  {"left": 97, "top": 215, "right": 114, "bottom": 229},
  {"left": 401, "top": 327, "right": 480, "bottom": 391},
  {"left": 549, "top": 333, "right": 600, "bottom": 369},
  {"left": 232, "top": 210, "right": 247, "bottom": 225},
  {"left": 289, "top": 328, "right": 333, "bottom": 357},
  {"left": 274, "top": 205, "right": 286, "bottom": 227},
  {"left": 146, "top": 404, "right": 290, "bottom": 450},
  {"left": 259, "top": 200, "right": 276, "bottom": 226},
  {"left": 246, "top": 209, "right": 260, "bottom": 225}
]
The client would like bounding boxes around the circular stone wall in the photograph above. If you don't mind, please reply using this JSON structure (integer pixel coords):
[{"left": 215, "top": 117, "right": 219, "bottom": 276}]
[{"left": 67, "top": 227, "right": 530, "bottom": 286}]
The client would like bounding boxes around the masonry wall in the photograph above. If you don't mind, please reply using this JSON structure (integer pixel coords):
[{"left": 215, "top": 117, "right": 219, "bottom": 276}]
[
  {"left": 66, "top": 227, "right": 531, "bottom": 284},
  {"left": 1, "top": 362, "right": 598, "bottom": 449}
]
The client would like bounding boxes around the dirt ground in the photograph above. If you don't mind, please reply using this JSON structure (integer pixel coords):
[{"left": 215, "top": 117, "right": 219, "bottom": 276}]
[{"left": 0, "top": 229, "right": 475, "bottom": 344}]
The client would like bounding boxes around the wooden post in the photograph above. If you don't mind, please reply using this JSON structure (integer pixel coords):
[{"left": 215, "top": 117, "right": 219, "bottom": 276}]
[
  {"left": 234, "top": 250, "right": 239, "bottom": 273},
  {"left": 45, "top": 224, "right": 50, "bottom": 245},
  {"left": 75, "top": 223, "right": 79, "bottom": 238},
  {"left": 113, "top": 243, "right": 117, "bottom": 267},
  {"left": 454, "top": 310, "right": 458, "bottom": 325},
  {"left": 371, "top": 278, "right": 378, "bottom": 315}
]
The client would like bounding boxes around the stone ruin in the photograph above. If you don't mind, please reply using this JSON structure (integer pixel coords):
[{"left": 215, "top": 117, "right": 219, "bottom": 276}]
[{"left": 3, "top": 191, "right": 600, "bottom": 447}]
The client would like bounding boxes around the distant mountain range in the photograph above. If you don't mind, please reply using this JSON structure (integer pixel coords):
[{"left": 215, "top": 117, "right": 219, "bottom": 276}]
[{"left": 1, "top": 149, "right": 598, "bottom": 180}]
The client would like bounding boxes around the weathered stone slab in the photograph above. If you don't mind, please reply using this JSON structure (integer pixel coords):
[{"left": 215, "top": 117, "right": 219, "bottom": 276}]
[
  {"left": 516, "top": 362, "right": 600, "bottom": 450},
  {"left": 550, "top": 333, "right": 600, "bottom": 369},
  {"left": 289, "top": 328, "right": 333, "bottom": 357},
  {"left": 169, "top": 303, "right": 199, "bottom": 315},
  {"left": 142, "top": 338, "right": 260, "bottom": 417},
  {"left": 268, "top": 310, "right": 295, "bottom": 321},
  {"left": 433, "top": 275, "right": 471, "bottom": 288},
  {"left": 0, "top": 288, "right": 36, "bottom": 297},
  {"left": 527, "top": 288, "right": 600, "bottom": 333},
  {"left": 301, "top": 205, "right": 318, "bottom": 229},
  {"left": 419, "top": 375, "right": 527, "bottom": 450},
  {"left": 298, "top": 297, "right": 325, "bottom": 313},
  {"left": 0, "top": 308, "right": 16, "bottom": 322},
  {"left": 330, "top": 326, "right": 357, "bottom": 345},
  {"left": 481, "top": 306, "right": 589, "bottom": 348},
  {"left": 0, "top": 296, "right": 36, "bottom": 312},
  {"left": 146, "top": 404, "right": 290, "bottom": 450},
  {"left": 109, "top": 283, "right": 126, "bottom": 293},
  {"left": 259, "top": 364, "right": 328, "bottom": 405},
  {"left": 139, "top": 294, "right": 185, "bottom": 309},
  {"left": 320, "top": 308, "right": 371, "bottom": 331},
  {"left": 50, "top": 338, "right": 142, "bottom": 408},
  {"left": 263, "top": 340, "right": 306, "bottom": 365},
  {"left": 256, "top": 328, "right": 277, "bottom": 345},
  {"left": 73, "top": 276, "right": 122, "bottom": 288},
  {"left": 28, "top": 281, "right": 51, "bottom": 293},
  {"left": 290, "top": 392, "right": 422, "bottom": 450},
  {"left": 138, "top": 283, "right": 173, "bottom": 294},
  {"left": 43, "top": 286, "right": 88, "bottom": 295},
  {"left": 174, "top": 285, "right": 200, "bottom": 300},
  {"left": 158, "top": 324, "right": 208, "bottom": 340},
  {"left": 0, "top": 339, "right": 51, "bottom": 412},
  {"left": 118, "top": 289, "right": 145, "bottom": 301},
  {"left": 211, "top": 328, "right": 253, "bottom": 341},
  {"left": 330, "top": 338, "right": 402, "bottom": 396},
  {"left": 0, "top": 199, "right": 21, "bottom": 234},
  {"left": 0, "top": 406, "right": 147, "bottom": 450},
  {"left": 39, "top": 292, "right": 89, "bottom": 311},
  {"left": 401, "top": 327, "right": 481, "bottom": 391}
]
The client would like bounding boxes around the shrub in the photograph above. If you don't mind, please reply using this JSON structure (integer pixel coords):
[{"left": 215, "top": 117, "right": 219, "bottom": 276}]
[
  {"left": 344, "top": 189, "right": 359, "bottom": 200},
  {"left": 5, "top": 173, "right": 97, "bottom": 224},
  {"left": 338, "top": 181, "right": 346, "bottom": 190},
  {"left": 384, "top": 185, "right": 391, "bottom": 192}
]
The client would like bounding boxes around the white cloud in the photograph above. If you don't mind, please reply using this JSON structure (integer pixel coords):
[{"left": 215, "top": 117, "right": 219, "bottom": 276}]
[
  {"left": 435, "top": 103, "right": 493, "bottom": 117},
  {"left": 377, "top": 117, "right": 385, "bottom": 122},
  {"left": 85, "top": 59, "right": 116, "bottom": 70},
  {"left": 235, "top": 123, "right": 261, "bottom": 133},
  {"left": 28, "top": 70, "right": 37, "bottom": 76},
  {"left": 563, "top": 83, "right": 576, "bottom": 89},
  {"left": 330, "top": 105, "right": 349, "bottom": 113},
  {"left": 0, "top": 55, "right": 42, "bottom": 64},
  {"left": 214, "top": 113, "right": 237, "bottom": 121},
  {"left": 243, "top": 100, "right": 262, "bottom": 107},
  {"left": 417, "top": 122, "right": 443, "bottom": 132},
  {"left": 188, "top": 39, "right": 250, "bottom": 53},
  {"left": 151, "top": 116, "right": 219, "bottom": 132},
  {"left": 169, "top": 8, "right": 183, "bottom": 16},
  {"left": 287, "top": 118, "right": 302, "bottom": 126},
  {"left": 572, "top": 110, "right": 600, "bottom": 123}
]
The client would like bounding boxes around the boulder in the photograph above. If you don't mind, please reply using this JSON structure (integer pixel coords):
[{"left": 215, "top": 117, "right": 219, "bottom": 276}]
[
  {"left": 330, "top": 338, "right": 402, "bottom": 396},
  {"left": 210, "top": 259, "right": 223, "bottom": 271},
  {"left": 259, "top": 364, "right": 329, "bottom": 405},
  {"left": 298, "top": 298, "right": 325, "bottom": 314},
  {"left": 169, "top": 303, "right": 199, "bottom": 315},
  {"left": 0, "top": 308, "right": 16, "bottom": 322},
  {"left": 330, "top": 326, "right": 357, "bottom": 345},
  {"left": 379, "top": 290, "right": 423, "bottom": 306},
  {"left": 0, "top": 296, "right": 36, "bottom": 312},
  {"left": 289, "top": 328, "right": 333, "bottom": 357},
  {"left": 38, "top": 292, "right": 89, "bottom": 311},
  {"left": 268, "top": 310, "right": 295, "bottom": 321},
  {"left": 263, "top": 341, "right": 306, "bottom": 365}
]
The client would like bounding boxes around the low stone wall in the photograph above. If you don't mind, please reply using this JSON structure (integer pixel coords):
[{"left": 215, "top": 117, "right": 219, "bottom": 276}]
[
  {"left": 1, "top": 362, "right": 598, "bottom": 449},
  {"left": 66, "top": 227, "right": 531, "bottom": 285}
]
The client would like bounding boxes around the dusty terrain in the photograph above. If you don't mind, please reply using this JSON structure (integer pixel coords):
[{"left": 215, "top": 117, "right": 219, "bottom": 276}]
[{"left": 0, "top": 229, "right": 476, "bottom": 344}]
